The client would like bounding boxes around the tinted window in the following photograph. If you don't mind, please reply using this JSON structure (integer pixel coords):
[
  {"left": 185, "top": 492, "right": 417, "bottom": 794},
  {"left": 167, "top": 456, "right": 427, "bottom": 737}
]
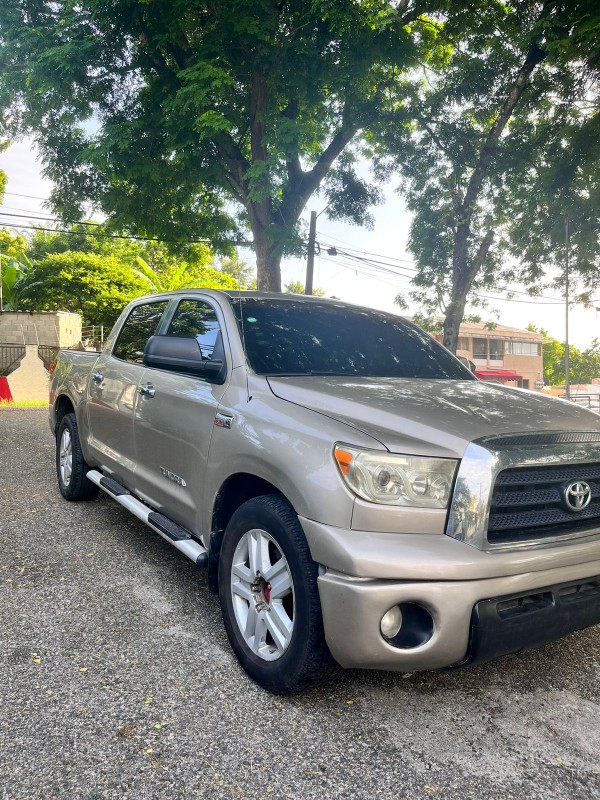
[
  {"left": 167, "top": 299, "right": 223, "bottom": 361},
  {"left": 113, "top": 301, "right": 168, "bottom": 363},
  {"left": 231, "top": 299, "right": 474, "bottom": 380},
  {"left": 473, "top": 338, "right": 487, "bottom": 359}
]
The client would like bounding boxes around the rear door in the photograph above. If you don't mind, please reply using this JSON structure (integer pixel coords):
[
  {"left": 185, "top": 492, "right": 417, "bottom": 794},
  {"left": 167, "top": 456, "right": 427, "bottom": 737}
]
[
  {"left": 86, "top": 299, "right": 169, "bottom": 484},
  {"left": 132, "top": 297, "right": 230, "bottom": 533}
]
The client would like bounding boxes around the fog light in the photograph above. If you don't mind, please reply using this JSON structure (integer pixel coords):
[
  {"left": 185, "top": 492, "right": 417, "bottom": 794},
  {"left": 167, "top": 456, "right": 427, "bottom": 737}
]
[{"left": 380, "top": 606, "right": 403, "bottom": 639}]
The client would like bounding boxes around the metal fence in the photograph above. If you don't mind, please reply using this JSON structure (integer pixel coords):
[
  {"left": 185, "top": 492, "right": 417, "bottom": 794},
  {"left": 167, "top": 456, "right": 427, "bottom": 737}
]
[
  {"left": 80, "top": 324, "right": 104, "bottom": 352},
  {"left": 0, "top": 345, "right": 26, "bottom": 377},
  {"left": 561, "top": 394, "right": 600, "bottom": 413}
]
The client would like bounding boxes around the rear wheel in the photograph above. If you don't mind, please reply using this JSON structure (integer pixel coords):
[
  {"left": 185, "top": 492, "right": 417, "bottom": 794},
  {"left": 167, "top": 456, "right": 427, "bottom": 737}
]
[
  {"left": 56, "top": 413, "right": 98, "bottom": 501},
  {"left": 218, "top": 494, "right": 339, "bottom": 693}
]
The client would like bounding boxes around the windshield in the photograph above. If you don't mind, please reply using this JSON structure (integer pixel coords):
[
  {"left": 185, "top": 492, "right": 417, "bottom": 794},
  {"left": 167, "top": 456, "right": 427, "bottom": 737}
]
[{"left": 230, "top": 298, "right": 474, "bottom": 380}]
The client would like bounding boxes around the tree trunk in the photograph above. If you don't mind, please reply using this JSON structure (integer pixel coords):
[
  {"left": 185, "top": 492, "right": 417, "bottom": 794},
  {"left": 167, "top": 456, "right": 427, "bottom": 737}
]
[
  {"left": 443, "top": 295, "right": 468, "bottom": 353},
  {"left": 443, "top": 229, "right": 495, "bottom": 353},
  {"left": 250, "top": 216, "right": 282, "bottom": 292},
  {"left": 439, "top": 39, "right": 546, "bottom": 351}
]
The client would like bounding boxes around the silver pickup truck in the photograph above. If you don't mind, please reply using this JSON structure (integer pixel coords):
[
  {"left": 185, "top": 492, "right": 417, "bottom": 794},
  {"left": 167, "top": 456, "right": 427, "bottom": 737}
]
[{"left": 50, "top": 290, "right": 600, "bottom": 693}]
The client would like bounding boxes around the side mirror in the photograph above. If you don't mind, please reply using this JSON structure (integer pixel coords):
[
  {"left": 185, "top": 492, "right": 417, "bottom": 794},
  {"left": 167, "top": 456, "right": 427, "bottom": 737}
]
[
  {"left": 458, "top": 355, "right": 477, "bottom": 374},
  {"left": 143, "top": 335, "right": 226, "bottom": 384}
]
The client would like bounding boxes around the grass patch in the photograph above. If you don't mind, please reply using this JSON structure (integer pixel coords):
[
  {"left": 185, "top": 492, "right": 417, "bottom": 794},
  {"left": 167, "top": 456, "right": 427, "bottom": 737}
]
[{"left": 0, "top": 400, "right": 48, "bottom": 408}]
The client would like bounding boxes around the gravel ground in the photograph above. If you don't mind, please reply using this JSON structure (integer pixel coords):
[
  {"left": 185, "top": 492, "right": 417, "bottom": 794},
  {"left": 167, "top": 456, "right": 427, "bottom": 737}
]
[{"left": 1, "top": 408, "right": 599, "bottom": 800}]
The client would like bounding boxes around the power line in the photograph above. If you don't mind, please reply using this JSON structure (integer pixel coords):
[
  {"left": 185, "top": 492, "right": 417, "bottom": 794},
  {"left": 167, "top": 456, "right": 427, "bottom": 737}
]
[
  {"left": 319, "top": 240, "right": 590, "bottom": 304},
  {"left": 319, "top": 256, "right": 413, "bottom": 288},
  {"left": 0, "top": 205, "right": 56, "bottom": 217},
  {"left": 320, "top": 249, "right": 600, "bottom": 305},
  {"left": 0, "top": 211, "right": 125, "bottom": 226},
  {"left": 320, "top": 238, "right": 417, "bottom": 266},
  {"left": 0, "top": 219, "right": 251, "bottom": 247},
  {"left": 3, "top": 191, "right": 52, "bottom": 202}
]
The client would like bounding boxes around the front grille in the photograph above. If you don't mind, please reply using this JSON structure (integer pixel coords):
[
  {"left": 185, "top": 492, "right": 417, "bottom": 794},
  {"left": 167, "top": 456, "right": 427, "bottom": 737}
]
[{"left": 488, "top": 463, "right": 600, "bottom": 545}]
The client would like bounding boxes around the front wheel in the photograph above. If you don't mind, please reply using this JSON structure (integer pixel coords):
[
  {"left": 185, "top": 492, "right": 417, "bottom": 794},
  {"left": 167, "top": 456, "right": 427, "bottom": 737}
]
[
  {"left": 218, "top": 494, "right": 339, "bottom": 693},
  {"left": 56, "top": 413, "right": 99, "bottom": 501}
]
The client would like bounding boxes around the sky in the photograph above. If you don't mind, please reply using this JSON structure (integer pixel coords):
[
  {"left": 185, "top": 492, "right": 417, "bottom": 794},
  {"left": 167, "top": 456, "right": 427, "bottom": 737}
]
[{"left": 1, "top": 137, "right": 598, "bottom": 349}]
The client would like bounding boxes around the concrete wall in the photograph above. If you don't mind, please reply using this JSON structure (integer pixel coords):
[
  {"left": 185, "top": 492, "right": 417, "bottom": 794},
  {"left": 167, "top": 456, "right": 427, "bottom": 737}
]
[
  {"left": 3, "top": 345, "right": 50, "bottom": 403},
  {"left": 0, "top": 311, "right": 82, "bottom": 347},
  {"left": 0, "top": 312, "right": 82, "bottom": 402}
]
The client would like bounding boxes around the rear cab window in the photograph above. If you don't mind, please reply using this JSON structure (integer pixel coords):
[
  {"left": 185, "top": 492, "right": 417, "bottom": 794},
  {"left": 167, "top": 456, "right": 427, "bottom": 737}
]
[{"left": 113, "top": 301, "right": 169, "bottom": 363}]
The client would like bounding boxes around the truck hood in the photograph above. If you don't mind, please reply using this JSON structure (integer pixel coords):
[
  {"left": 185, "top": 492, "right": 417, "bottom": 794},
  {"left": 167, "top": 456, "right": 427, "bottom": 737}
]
[{"left": 267, "top": 376, "right": 600, "bottom": 459}]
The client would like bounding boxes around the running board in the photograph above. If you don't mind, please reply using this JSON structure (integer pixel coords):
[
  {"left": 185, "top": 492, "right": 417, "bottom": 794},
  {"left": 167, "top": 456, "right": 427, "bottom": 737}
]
[{"left": 87, "top": 469, "right": 208, "bottom": 567}]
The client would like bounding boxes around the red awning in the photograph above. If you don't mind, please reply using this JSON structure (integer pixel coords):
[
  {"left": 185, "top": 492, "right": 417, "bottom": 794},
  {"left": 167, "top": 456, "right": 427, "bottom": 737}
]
[{"left": 475, "top": 369, "right": 523, "bottom": 380}]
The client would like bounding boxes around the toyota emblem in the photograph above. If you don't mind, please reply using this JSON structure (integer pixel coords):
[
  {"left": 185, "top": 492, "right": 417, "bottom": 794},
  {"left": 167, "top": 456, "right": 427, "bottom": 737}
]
[{"left": 562, "top": 481, "right": 592, "bottom": 512}]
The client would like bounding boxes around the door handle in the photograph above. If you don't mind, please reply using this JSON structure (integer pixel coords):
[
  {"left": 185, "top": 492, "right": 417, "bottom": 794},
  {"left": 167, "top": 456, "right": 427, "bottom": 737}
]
[
  {"left": 92, "top": 372, "right": 104, "bottom": 384},
  {"left": 138, "top": 383, "right": 156, "bottom": 398}
]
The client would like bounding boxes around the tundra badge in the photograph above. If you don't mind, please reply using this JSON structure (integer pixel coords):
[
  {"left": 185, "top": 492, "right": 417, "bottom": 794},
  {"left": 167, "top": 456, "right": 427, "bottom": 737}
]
[{"left": 159, "top": 467, "right": 187, "bottom": 487}]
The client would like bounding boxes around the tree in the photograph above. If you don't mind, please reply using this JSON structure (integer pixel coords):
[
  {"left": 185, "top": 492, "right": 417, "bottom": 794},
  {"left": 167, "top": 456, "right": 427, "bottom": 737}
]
[
  {"left": 133, "top": 255, "right": 238, "bottom": 293},
  {"left": 17, "top": 252, "right": 152, "bottom": 326},
  {"left": 219, "top": 257, "right": 256, "bottom": 289},
  {"left": 0, "top": 1, "right": 437, "bottom": 292},
  {"left": 16, "top": 228, "right": 238, "bottom": 325},
  {"left": 27, "top": 226, "right": 213, "bottom": 270},
  {"left": 284, "top": 280, "right": 326, "bottom": 297},
  {"left": 527, "top": 325, "right": 600, "bottom": 386},
  {"left": 0, "top": 228, "right": 30, "bottom": 310},
  {"left": 376, "top": 1, "right": 600, "bottom": 351}
]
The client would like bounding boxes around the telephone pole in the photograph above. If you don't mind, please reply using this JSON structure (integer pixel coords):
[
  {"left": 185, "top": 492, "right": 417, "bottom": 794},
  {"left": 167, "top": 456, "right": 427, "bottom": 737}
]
[{"left": 305, "top": 210, "right": 317, "bottom": 295}]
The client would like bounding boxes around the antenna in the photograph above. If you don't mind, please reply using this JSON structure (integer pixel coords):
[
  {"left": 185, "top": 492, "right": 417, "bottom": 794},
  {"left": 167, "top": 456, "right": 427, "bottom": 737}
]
[{"left": 234, "top": 297, "right": 251, "bottom": 402}]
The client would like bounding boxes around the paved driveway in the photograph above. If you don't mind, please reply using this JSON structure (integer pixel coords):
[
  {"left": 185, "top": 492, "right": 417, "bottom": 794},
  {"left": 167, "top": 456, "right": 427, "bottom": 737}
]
[{"left": 1, "top": 409, "right": 599, "bottom": 800}]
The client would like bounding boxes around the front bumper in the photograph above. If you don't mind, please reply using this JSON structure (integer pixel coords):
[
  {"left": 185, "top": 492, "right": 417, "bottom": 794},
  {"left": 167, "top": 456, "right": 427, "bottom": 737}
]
[
  {"left": 299, "top": 517, "right": 600, "bottom": 671},
  {"left": 317, "top": 561, "right": 600, "bottom": 671}
]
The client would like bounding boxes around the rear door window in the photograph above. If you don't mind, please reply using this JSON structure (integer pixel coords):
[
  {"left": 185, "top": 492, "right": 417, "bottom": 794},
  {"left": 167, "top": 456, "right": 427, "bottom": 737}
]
[{"left": 113, "top": 301, "right": 169, "bottom": 364}]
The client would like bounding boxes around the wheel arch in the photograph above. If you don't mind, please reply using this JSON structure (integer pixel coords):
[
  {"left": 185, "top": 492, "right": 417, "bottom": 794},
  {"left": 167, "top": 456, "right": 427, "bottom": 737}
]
[
  {"left": 207, "top": 472, "right": 293, "bottom": 593},
  {"left": 53, "top": 394, "right": 75, "bottom": 431}
]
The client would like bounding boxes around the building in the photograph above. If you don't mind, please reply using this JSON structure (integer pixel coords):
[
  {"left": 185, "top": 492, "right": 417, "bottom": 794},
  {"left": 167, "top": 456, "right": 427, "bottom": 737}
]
[{"left": 435, "top": 321, "right": 546, "bottom": 391}]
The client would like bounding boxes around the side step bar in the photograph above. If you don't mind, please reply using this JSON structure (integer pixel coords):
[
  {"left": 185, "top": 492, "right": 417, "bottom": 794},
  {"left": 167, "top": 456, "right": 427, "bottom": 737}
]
[{"left": 87, "top": 469, "right": 208, "bottom": 567}]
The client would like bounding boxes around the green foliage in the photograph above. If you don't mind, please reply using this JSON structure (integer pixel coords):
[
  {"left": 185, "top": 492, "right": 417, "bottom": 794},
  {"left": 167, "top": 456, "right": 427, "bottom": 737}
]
[
  {"left": 218, "top": 257, "right": 256, "bottom": 289},
  {"left": 284, "top": 280, "right": 326, "bottom": 297},
  {"left": 0, "top": 0, "right": 437, "bottom": 287},
  {"left": 13, "top": 227, "right": 235, "bottom": 326},
  {"left": 409, "top": 313, "right": 442, "bottom": 334},
  {"left": 374, "top": 1, "right": 600, "bottom": 350},
  {"left": 17, "top": 252, "right": 151, "bottom": 327},
  {"left": 27, "top": 227, "right": 214, "bottom": 270},
  {"left": 133, "top": 255, "right": 238, "bottom": 293},
  {"left": 0, "top": 228, "right": 31, "bottom": 309},
  {"left": 528, "top": 325, "right": 600, "bottom": 386}
]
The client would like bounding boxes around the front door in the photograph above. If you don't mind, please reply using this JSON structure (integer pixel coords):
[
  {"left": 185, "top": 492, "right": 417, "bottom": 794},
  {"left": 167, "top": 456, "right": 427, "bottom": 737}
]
[
  {"left": 86, "top": 299, "right": 169, "bottom": 484},
  {"left": 132, "top": 297, "right": 230, "bottom": 534}
]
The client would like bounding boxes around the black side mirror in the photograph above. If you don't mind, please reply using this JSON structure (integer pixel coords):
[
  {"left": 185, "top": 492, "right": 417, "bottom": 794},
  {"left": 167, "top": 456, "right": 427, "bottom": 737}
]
[{"left": 143, "top": 336, "right": 226, "bottom": 384}]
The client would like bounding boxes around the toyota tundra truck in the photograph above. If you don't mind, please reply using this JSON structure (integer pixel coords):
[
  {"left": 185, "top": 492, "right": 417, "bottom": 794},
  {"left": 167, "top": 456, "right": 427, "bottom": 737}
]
[{"left": 49, "top": 290, "right": 600, "bottom": 693}]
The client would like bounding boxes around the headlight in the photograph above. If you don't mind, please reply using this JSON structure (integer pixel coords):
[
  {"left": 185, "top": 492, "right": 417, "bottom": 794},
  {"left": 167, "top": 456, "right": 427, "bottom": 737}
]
[{"left": 334, "top": 444, "right": 457, "bottom": 508}]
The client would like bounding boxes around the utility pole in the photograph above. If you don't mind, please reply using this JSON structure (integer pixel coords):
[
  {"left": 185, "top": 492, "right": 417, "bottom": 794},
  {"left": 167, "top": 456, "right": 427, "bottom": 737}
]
[
  {"left": 305, "top": 210, "right": 317, "bottom": 296},
  {"left": 565, "top": 217, "right": 570, "bottom": 401}
]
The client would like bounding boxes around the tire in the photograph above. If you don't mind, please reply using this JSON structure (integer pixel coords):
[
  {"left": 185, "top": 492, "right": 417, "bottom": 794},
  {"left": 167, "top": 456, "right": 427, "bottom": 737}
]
[
  {"left": 56, "top": 413, "right": 99, "bottom": 501},
  {"left": 218, "top": 494, "right": 339, "bottom": 693}
]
